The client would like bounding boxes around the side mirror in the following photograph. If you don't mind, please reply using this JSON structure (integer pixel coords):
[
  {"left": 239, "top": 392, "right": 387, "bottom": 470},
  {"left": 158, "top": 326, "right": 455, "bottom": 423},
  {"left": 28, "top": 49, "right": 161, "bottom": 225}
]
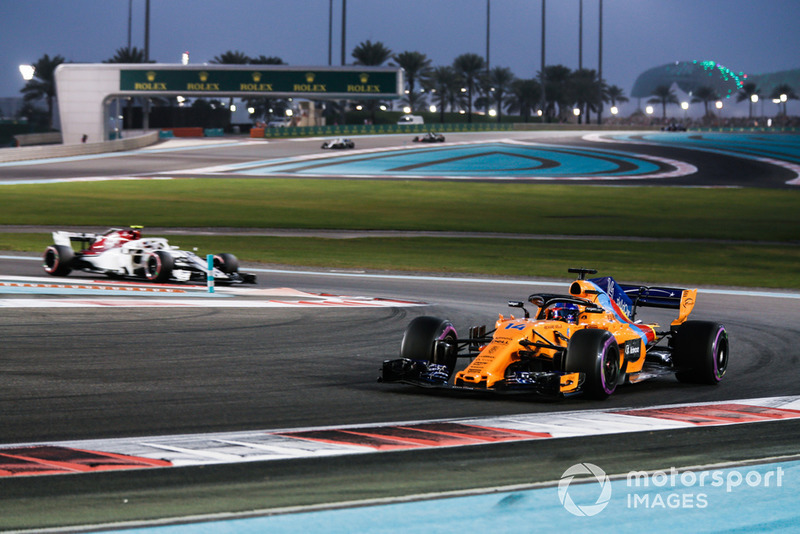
[{"left": 507, "top": 300, "right": 529, "bottom": 319}]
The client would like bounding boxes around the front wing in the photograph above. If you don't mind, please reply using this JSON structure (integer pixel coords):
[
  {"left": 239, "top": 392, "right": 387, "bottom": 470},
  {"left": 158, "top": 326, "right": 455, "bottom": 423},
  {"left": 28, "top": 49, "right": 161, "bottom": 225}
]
[{"left": 379, "top": 358, "right": 585, "bottom": 397}]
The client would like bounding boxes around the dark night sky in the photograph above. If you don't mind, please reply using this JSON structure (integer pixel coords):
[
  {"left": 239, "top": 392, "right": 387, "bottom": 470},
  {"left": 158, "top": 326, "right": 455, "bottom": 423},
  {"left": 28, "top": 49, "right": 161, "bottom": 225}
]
[{"left": 2, "top": 0, "right": 799, "bottom": 115}]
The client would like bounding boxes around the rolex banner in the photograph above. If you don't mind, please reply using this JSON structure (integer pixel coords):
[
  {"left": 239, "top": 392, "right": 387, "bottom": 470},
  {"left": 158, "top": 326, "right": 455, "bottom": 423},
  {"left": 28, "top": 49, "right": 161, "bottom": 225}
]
[{"left": 119, "top": 68, "right": 401, "bottom": 97}]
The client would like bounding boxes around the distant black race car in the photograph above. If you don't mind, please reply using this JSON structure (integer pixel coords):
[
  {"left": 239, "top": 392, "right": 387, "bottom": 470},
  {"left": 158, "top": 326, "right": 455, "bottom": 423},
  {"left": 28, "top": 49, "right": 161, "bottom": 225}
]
[
  {"left": 661, "top": 123, "right": 687, "bottom": 132},
  {"left": 413, "top": 132, "right": 445, "bottom": 143}
]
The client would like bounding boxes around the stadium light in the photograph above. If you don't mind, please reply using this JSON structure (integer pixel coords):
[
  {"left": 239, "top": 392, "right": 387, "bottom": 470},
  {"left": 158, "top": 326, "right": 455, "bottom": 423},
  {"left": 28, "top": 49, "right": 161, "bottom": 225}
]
[{"left": 19, "top": 64, "right": 35, "bottom": 80}]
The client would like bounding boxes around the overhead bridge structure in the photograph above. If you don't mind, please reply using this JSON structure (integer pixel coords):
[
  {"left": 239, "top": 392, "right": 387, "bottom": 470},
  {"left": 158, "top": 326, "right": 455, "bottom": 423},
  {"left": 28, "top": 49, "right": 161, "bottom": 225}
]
[{"left": 53, "top": 64, "right": 403, "bottom": 145}]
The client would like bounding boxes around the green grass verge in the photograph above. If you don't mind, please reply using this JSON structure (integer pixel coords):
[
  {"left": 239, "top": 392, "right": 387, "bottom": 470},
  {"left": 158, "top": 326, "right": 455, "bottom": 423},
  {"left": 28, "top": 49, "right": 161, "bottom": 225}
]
[
  {"left": 6, "top": 233, "right": 799, "bottom": 289},
  {"left": 2, "top": 179, "right": 798, "bottom": 288},
  {"left": 1, "top": 179, "right": 798, "bottom": 242}
]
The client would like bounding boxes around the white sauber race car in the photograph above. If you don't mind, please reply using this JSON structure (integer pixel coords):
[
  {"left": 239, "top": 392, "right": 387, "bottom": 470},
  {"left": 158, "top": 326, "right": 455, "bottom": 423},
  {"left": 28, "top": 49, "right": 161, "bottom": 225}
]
[
  {"left": 321, "top": 137, "right": 355, "bottom": 149},
  {"left": 42, "top": 227, "right": 256, "bottom": 284}
]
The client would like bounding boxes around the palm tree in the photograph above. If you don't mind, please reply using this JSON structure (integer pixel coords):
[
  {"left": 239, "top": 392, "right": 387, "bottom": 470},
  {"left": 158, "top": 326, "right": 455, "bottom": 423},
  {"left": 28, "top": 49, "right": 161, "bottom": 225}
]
[
  {"left": 506, "top": 79, "right": 542, "bottom": 122},
  {"left": 570, "top": 68, "right": 603, "bottom": 124},
  {"left": 487, "top": 66, "right": 515, "bottom": 122},
  {"left": 691, "top": 85, "right": 720, "bottom": 117},
  {"left": 452, "top": 53, "right": 485, "bottom": 123},
  {"left": 351, "top": 40, "right": 392, "bottom": 66},
  {"left": 251, "top": 55, "right": 284, "bottom": 65},
  {"left": 475, "top": 72, "right": 493, "bottom": 114},
  {"left": 538, "top": 65, "right": 572, "bottom": 121},
  {"left": 769, "top": 83, "right": 798, "bottom": 115},
  {"left": 351, "top": 40, "right": 392, "bottom": 123},
  {"left": 105, "top": 46, "right": 150, "bottom": 130},
  {"left": 425, "top": 66, "right": 458, "bottom": 123},
  {"left": 210, "top": 50, "right": 250, "bottom": 65},
  {"left": 106, "top": 46, "right": 147, "bottom": 63},
  {"left": 606, "top": 84, "right": 629, "bottom": 109},
  {"left": 736, "top": 82, "right": 761, "bottom": 119},
  {"left": 393, "top": 51, "right": 431, "bottom": 112},
  {"left": 647, "top": 84, "right": 679, "bottom": 120},
  {"left": 20, "top": 53, "right": 65, "bottom": 128}
]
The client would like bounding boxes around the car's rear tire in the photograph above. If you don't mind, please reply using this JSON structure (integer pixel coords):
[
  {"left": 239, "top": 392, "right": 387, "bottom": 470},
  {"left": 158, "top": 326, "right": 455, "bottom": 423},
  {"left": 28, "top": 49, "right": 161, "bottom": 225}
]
[
  {"left": 213, "top": 253, "right": 239, "bottom": 274},
  {"left": 672, "top": 321, "right": 729, "bottom": 384},
  {"left": 144, "top": 250, "right": 173, "bottom": 283},
  {"left": 400, "top": 316, "right": 459, "bottom": 379},
  {"left": 43, "top": 245, "right": 74, "bottom": 276},
  {"left": 565, "top": 329, "right": 620, "bottom": 399}
]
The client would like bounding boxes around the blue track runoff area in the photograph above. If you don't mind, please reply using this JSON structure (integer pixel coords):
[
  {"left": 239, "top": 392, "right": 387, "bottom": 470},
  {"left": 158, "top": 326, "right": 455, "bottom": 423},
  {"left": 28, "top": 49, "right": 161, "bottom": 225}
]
[
  {"left": 100, "top": 459, "right": 798, "bottom": 533},
  {"left": 231, "top": 141, "right": 666, "bottom": 179}
]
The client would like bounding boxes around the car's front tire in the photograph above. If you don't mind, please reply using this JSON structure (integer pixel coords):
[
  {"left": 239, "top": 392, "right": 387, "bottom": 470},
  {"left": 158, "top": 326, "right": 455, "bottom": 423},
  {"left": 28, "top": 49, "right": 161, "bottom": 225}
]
[
  {"left": 144, "top": 250, "right": 174, "bottom": 283},
  {"left": 400, "top": 316, "right": 459, "bottom": 379},
  {"left": 672, "top": 321, "right": 729, "bottom": 384},
  {"left": 213, "top": 253, "right": 239, "bottom": 274},
  {"left": 565, "top": 329, "right": 620, "bottom": 399},
  {"left": 43, "top": 245, "right": 74, "bottom": 276}
]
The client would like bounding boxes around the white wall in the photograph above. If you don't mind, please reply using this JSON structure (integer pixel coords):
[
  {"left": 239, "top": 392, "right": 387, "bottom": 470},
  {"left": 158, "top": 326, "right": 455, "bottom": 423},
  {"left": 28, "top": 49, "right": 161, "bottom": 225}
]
[{"left": 55, "top": 64, "right": 120, "bottom": 145}]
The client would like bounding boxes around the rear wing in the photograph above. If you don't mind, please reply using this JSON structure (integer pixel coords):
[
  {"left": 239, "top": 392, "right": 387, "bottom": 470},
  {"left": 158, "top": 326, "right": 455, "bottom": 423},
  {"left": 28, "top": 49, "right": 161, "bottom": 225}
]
[
  {"left": 590, "top": 276, "right": 696, "bottom": 325},
  {"left": 620, "top": 284, "right": 697, "bottom": 325},
  {"left": 52, "top": 231, "right": 98, "bottom": 248}
]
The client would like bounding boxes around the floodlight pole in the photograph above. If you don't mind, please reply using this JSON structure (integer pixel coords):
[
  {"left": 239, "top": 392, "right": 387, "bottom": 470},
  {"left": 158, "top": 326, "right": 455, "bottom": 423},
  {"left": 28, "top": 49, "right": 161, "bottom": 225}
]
[
  {"left": 486, "top": 0, "right": 491, "bottom": 71},
  {"left": 341, "top": 0, "right": 347, "bottom": 66},
  {"left": 540, "top": 0, "right": 546, "bottom": 121},
  {"left": 597, "top": 0, "right": 604, "bottom": 124},
  {"left": 143, "top": 0, "right": 151, "bottom": 132},
  {"left": 328, "top": 0, "right": 333, "bottom": 66},
  {"left": 578, "top": 0, "right": 583, "bottom": 70}
]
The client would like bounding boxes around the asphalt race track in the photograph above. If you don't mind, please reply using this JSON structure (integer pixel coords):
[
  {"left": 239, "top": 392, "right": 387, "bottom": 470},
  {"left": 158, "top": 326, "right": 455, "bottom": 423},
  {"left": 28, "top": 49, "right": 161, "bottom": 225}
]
[
  {"left": 1, "top": 130, "right": 799, "bottom": 187},
  {"left": 1, "top": 131, "right": 800, "bottom": 531}
]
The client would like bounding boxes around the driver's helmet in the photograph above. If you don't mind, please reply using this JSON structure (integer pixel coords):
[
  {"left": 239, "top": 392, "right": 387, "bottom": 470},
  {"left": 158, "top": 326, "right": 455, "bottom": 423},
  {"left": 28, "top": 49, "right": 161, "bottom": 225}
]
[
  {"left": 547, "top": 303, "right": 579, "bottom": 324},
  {"left": 126, "top": 227, "right": 142, "bottom": 240}
]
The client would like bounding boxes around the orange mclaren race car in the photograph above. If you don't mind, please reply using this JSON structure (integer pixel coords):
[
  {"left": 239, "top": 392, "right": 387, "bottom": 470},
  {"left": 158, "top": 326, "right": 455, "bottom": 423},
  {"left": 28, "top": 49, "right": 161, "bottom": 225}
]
[{"left": 380, "top": 268, "right": 729, "bottom": 399}]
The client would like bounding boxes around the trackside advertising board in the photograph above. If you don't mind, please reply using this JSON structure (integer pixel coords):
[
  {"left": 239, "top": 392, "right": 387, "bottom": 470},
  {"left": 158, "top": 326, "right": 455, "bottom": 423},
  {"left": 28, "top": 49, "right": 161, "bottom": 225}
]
[{"left": 119, "top": 67, "right": 402, "bottom": 98}]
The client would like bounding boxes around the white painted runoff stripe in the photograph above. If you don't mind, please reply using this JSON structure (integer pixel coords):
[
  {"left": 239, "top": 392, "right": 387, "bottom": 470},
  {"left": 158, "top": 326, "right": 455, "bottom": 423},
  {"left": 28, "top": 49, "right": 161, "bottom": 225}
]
[
  {"left": 0, "top": 176, "right": 174, "bottom": 185},
  {"left": 246, "top": 267, "right": 800, "bottom": 301},
  {"left": 2, "top": 396, "right": 799, "bottom": 477},
  {"left": 0, "top": 274, "right": 425, "bottom": 308},
  {"left": 1, "top": 258, "right": 798, "bottom": 301},
  {"left": 0, "top": 296, "right": 422, "bottom": 308}
]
